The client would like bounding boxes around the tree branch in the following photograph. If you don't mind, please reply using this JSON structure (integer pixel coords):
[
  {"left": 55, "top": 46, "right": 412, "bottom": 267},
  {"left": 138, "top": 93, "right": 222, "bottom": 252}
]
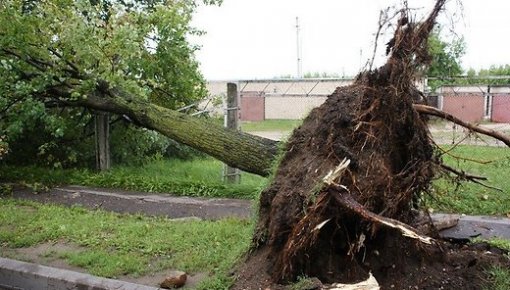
[
  {"left": 48, "top": 48, "right": 82, "bottom": 78},
  {"left": 323, "top": 160, "right": 434, "bottom": 245},
  {"left": 414, "top": 104, "right": 510, "bottom": 147}
]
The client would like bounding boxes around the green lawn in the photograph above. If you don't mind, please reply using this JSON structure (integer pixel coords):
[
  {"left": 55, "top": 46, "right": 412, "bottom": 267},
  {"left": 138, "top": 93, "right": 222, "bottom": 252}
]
[
  {"left": 485, "top": 266, "right": 510, "bottom": 290},
  {"left": 0, "top": 198, "right": 251, "bottom": 289},
  {"left": 428, "top": 145, "right": 510, "bottom": 215},
  {"left": 241, "top": 119, "right": 302, "bottom": 132},
  {"left": 0, "top": 198, "right": 508, "bottom": 289},
  {"left": 0, "top": 158, "right": 267, "bottom": 199}
]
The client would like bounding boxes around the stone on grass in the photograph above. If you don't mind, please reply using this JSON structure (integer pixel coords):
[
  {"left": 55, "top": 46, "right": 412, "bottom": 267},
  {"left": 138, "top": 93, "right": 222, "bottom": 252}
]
[{"left": 160, "top": 271, "right": 187, "bottom": 289}]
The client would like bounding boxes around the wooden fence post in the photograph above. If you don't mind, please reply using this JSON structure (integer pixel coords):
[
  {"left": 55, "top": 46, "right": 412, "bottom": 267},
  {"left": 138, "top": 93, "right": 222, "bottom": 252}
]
[
  {"left": 95, "top": 112, "right": 111, "bottom": 171},
  {"left": 223, "top": 83, "right": 241, "bottom": 183}
]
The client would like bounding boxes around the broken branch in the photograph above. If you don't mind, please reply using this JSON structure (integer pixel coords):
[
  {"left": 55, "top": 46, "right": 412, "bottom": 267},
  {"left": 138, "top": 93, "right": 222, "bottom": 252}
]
[
  {"left": 414, "top": 104, "right": 510, "bottom": 147},
  {"left": 322, "top": 160, "right": 433, "bottom": 245},
  {"left": 331, "top": 189, "right": 434, "bottom": 244}
]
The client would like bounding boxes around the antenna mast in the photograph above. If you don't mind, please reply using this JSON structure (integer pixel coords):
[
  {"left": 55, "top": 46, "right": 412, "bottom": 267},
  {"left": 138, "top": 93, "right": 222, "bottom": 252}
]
[{"left": 296, "top": 17, "right": 302, "bottom": 78}]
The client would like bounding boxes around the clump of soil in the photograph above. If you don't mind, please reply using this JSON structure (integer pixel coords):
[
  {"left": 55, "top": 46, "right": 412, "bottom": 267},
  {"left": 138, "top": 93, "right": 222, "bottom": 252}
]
[{"left": 233, "top": 1, "right": 510, "bottom": 289}]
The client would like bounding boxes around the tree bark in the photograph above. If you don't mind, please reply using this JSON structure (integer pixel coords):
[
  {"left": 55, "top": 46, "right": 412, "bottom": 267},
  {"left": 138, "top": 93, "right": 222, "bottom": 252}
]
[
  {"left": 50, "top": 84, "right": 510, "bottom": 179},
  {"left": 60, "top": 86, "right": 280, "bottom": 177}
]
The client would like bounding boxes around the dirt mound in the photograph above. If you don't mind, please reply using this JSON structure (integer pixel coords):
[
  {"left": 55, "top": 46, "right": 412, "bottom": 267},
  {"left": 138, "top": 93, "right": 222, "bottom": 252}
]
[{"left": 233, "top": 1, "right": 510, "bottom": 289}]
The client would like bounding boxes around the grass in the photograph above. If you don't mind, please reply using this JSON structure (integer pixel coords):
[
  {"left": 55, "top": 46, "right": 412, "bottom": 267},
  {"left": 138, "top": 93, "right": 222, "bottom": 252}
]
[
  {"left": 472, "top": 237, "right": 510, "bottom": 252},
  {"left": 0, "top": 198, "right": 252, "bottom": 289},
  {"left": 485, "top": 267, "right": 510, "bottom": 290},
  {"left": 241, "top": 119, "right": 302, "bottom": 132},
  {"left": 1, "top": 144, "right": 509, "bottom": 213},
  {"left": 478, "top": 237, "right": 510, "bottom": 290},
  {"left": 427, "top": 145, "right": 510, "bottom": 215},
  {"left": 290, "top": 276, "right": 319, "bottom": 290},
  {"left": 0, "top": 158, "right": 266, "bottom": 199}
]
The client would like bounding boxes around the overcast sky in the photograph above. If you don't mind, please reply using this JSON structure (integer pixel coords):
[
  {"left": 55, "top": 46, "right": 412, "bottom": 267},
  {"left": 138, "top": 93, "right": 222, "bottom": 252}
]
[{"left": 190, "top": 0, "right": 510, "bottom": 80}]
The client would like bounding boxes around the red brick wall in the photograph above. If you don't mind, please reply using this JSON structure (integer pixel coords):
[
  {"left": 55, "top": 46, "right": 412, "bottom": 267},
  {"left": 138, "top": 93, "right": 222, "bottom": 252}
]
[
  {"left": 492, "top": 94, "right": 510, "bottom": 123},
  {"left": 240, "top": 92, "right": 265, "bottom": 121},
  {"left": 442, "top": 94, "right": 485, "bottom": 123}
]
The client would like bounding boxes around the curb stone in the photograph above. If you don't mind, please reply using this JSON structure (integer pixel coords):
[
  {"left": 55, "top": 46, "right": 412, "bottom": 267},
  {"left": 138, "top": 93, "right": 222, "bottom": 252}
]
[{"left": 0, "top": 257, "right": 160, "bottom": 290}]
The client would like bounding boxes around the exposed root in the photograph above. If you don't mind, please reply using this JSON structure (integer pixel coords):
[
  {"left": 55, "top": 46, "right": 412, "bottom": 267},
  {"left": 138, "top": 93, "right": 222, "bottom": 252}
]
[
  {"left": 433, "top": 142, "right": 493, "bottom": 164},
  {"left": 329, "top": 186, "right": 434, "bottom": 245},
  {"left": 327, "top": 272, "right": 380, "bottom": 290},
  {"left": 414, "top": 104, "right": 510, "bottom": 147},
  {"left": 439, "top": 162, "right": 503, "bottom": 192},
  {"left": 323, "top": 159, "right": 433, "bottom": 244}
]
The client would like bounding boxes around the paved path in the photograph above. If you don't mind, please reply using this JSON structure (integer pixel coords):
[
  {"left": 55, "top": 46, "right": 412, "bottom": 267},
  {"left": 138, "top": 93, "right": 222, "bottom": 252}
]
[
  {"left": 13, "top": 185, "right": 253, "bottom": 220},
  {"left": 11, "top": 185, "right": 510, "bottom": 241}
]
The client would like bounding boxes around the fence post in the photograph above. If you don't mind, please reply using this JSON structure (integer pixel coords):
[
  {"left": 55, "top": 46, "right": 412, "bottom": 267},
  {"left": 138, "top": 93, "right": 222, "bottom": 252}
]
[
  {"left": 95, "top": 112, "right": 110, "bottom": 171},
  {"left": 223, "top": 83, "right": 241, "bottom": 183}
]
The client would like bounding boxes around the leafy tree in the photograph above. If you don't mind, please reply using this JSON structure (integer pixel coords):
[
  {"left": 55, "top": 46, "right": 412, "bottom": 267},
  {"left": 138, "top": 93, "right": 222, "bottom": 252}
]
[
  {"left": 0, "top": 0, "right": 220, "bottom": 167},
  {"left": 425, "top": 29, "right": 465, "bottom": 91},
  {"left": 302, "top": 72, "right": 342, "bottom": 78},
  {"left": 472, "top": 65, "right": 510, "bottom": 85},
  {"left": 427, "top": 30, "right": 465, "bottom": 78},
  {"left": 478, "top": 64, "right": 510, "bottom": 76},
  {"left": 0, "top": 0, "right": 277, "bottom": 175}
]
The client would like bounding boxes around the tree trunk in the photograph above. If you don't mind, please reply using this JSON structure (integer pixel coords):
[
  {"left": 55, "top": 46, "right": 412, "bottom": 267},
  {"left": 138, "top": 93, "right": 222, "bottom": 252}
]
[{"left": 64, "top": 87, "right": 279, "bottom": 177}]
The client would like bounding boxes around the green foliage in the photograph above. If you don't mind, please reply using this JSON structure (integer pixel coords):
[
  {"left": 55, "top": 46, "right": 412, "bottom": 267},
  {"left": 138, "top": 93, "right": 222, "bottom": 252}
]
[
  {"left": 290, "top": 276, "right": 319, "bottom": 290},
  {"left": 465, "top": 64, "right": 510, "bottom": 86},
  {"left": 426, "top": 29, "right": 465, "bottom": 91},
  {"left": 0, "top": 198, "right": 249, "bottom": 287},
  {"left": 2, "top": 109, "right": 196, "bottom": 167},
  {"left": 0, "top": 158, "right": 266, "bottom": 199},
  {"left": 0, "top": 0, "right": 217, "bottom": 168},
  {"left": 0, "top": 135, "right": 8, "bottom": 160},
  {"left": 427, "top": 31, "right": 465, "bottom": 78},
  {"left": 0, "top": 184, "right": 12, "bottom": 196},
  {"left": 472, "top": 237, "right": 510, "bottom": 252},
  {"left": 302, "top": 72, "right": 342, "bottom": 78}
]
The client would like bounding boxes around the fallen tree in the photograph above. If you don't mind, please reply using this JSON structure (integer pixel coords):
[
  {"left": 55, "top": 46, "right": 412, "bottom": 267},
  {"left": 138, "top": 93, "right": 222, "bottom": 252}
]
[
  {"left": 2, "top": 2, "right": 510, "bottom": 287},
  {"left": 231, "top": 1, "right": 510, "bottom": 289},
  {"left": 51, "top": 84, "right": 280, "bottom": 176},
  {"left": 3, "top": 56, "right": 509, "bottom": 177}
]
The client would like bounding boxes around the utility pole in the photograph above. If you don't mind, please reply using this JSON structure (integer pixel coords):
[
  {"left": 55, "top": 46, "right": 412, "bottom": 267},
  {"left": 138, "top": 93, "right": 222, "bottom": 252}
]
[
  {"left": 296, "top": 17, "right": 302, "bottom": 78},
  {"left": 223, "top": 83, "right": 241, "bottom": 183}
]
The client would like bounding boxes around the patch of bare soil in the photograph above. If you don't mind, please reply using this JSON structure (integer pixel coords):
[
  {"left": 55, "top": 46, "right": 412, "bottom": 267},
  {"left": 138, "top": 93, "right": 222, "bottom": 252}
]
[
  {"left": 0, "top": 241, "right": 86, "bottom": 274},
  {"left": 234, "top": 238, "right": 509, "bottom": 290},
  {"left": 232, "top": 1, "right": 510, "bottom": 289}
]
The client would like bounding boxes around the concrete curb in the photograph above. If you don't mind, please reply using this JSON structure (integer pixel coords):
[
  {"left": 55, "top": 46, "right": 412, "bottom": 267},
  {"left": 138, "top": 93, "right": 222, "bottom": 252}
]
[
  {"left": 0, "top": 257, "right": 160, "bottom": 290},
  {"left": 434, "top": 214, "right": 510, "bottom": 240}
]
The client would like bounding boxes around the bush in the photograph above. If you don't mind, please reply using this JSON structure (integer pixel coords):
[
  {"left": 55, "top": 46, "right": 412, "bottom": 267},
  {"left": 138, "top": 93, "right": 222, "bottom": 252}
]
[
  {"left": 0, "top": 135, "right": 8, "bottom": 160},
  {"left": 3, "top": 109, "right": 204, "bottom": 169}
]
